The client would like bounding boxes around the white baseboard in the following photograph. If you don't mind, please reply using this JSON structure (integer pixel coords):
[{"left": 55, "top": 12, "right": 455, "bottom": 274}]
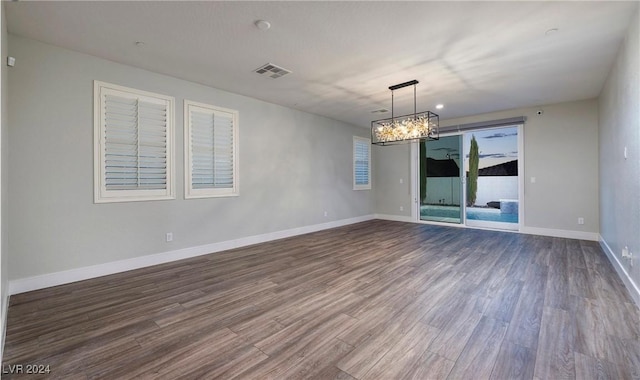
[
  {"left": 375, "top": 214, "right": 599, "bottom": 241},
  {"left": 6, "top": 214, "right": 605, "bottom": 296},
  {"left": 520, "top": 226, "right": 599, "bottom": 241},
  {"left": 374, "top": 213, "right": 414, "bottom": 223},
  {"left": 599, "top": 236, "right": 640, "bottom": 307},
  {"left": 9, "top": 214, "right": 375, "bottom": 295}
]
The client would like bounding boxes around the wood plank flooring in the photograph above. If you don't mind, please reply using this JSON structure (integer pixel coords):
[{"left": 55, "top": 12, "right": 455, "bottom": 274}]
[{"left": 3, "top": 220, "right": 639, "bottom": 379}]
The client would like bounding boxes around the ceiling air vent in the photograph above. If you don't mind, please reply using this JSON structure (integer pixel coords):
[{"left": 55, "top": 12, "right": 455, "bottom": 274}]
[
  {"left": 254, "top": 63, "right": 292, "bottom": 79},
  {"left": 371, "top": 108, "right": 389, "bottom": 114}
]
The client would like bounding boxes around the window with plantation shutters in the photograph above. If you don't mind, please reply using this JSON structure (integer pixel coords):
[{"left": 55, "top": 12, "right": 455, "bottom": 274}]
[
  {"left": 184, "top": 100, "right": 238, "bottom": 198},
  {"left": 94, "top": 81, "right": 175, "bottom": 203},
  {"left": 353, "top": 136, "right": 371, "bottom": 190}
]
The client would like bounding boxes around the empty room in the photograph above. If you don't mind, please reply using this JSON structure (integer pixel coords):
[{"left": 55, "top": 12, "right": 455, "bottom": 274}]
[{"left": 0, "top": 1, "right": 639, "bottom": 379}]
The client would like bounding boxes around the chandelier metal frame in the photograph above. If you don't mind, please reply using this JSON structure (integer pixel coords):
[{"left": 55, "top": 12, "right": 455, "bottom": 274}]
[{"left": 371, "top": 80, "right": 439, "bottom": 145}]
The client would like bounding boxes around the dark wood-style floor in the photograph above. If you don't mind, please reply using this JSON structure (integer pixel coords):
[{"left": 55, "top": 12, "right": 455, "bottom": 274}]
[{"left": 3, "top": 220, "right": 640, "bottom": 379}]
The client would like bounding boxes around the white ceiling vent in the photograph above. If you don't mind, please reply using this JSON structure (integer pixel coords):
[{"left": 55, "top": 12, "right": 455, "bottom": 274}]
[
  {"left": 254, "top": 63, "right": 292, "bottom": 79},
  {"left": 371, "top": 108, "right": 389, "bottom": 114}
]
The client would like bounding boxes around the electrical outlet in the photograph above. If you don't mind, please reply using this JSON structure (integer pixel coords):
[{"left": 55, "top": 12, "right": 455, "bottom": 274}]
[
  {"left": 166, "top": 232, "right": 173, "bottom": 242},
  {"left": 578, "top": 217, "right": 584, "bottom": 225},
  {"left": 622, "top": 246, "right": 630, "bottom": 258},
  {"left": 400, "top": 206, "right": 404, "bottom": 211},
  {"left": 324, "top": 211, "right": 328, "bottom": 217},
  {"left": 621, "top": 246, "right": 634, "bottom": 266}
]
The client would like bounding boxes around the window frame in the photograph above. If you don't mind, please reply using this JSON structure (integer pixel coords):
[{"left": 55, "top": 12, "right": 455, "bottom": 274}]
[
  {"left": 353, "top": 136, "right": 372, "bottom": 190},
  {"left": 184, "top": 99, "right": 239, "bottom": 199},
  {"left": 94, "top": 81, "right": 175, "bottom": 203}
]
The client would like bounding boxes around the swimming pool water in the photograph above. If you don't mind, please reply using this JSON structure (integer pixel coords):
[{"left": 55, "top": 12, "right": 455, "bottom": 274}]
[{"left": 420, "top": 205, "right": 518, "bottom": 224}]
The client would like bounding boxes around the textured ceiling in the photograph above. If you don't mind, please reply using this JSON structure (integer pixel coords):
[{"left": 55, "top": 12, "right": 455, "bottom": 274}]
[{"left": 5, "top": 1, "right": 638, "bottom": 127}]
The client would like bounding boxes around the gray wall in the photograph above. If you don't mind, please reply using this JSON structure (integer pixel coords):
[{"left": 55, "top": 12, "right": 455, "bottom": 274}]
[
  {"left": 374, "top": 98, "right": 600, "bottom": 235},
  {"left": 1, "top": 3, "right": 9, "bottom": 358},
  {"left": 599, "top": 7, "right": 639, "bottom": 290},
  {"left": 7, "top": 35, "right": 374, "bottom": 280},
  {"left": 373, "top": 144, "right": 411, "bottom": 216}
]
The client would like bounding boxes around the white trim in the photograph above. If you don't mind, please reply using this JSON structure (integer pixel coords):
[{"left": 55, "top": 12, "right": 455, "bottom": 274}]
[
  {"left": 517, "top": 124, "right": 525, "bottom": 231},
  {"left": 184, "top": 99, "right": 239, "bottom": 199},
  {"left": 599, "top": 236, "right": 640, "bottom": 307},
  {"left": 353, "top": 136, "right": 371, "bottom": 190},
  {"left": 380, "top": 214, "right": 521, "bottom": 234},
  {"left": 410, "top": 141, "right": 418, "bottom": 220},
  {"left": 9, "top": 214, "right": 375, "bottom": 295},
  {"left": 376, "top": 214, "right": 598, "bottom": 241},
  {"left": 461, "top": 124, "right": 524, "bottom": 231},
  {"left": 374, "top": 213, "right": 414, "bottom": 223},
  {"left": 413, "top": 125, "right": 525, "bottom": 232},
  {"left": 94, "top": 80, "right": 176, "bottom": 203},
  {"left": 520, "top": 226, "right": 599, "bottom": 241}
]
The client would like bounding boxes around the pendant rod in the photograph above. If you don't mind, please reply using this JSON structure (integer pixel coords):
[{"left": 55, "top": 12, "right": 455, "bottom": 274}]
[
  {"left": 413, "top": 83, "right": 417, "bottom": 119},
  {"left": 391, "top": 90, "right": 394, "bottom": 122},
  {"left": 389, "top": 79, "right": 419, "bottom": 91}
]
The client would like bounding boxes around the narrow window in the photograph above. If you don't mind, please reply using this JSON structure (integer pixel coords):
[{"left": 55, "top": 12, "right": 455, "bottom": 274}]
[{"left": 353, "top": 136, "right": 371, "bottom": 190}]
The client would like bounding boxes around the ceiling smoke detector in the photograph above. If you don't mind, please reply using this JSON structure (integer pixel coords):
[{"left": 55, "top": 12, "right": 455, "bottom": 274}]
[
  {"left": 254, "top": 63, "right": 292, "bottom": 79},
  {"left": 254, "top": 20, "right": 271, "bottom": 31}
]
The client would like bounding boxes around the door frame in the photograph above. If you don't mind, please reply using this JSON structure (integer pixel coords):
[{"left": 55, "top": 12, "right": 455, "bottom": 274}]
[{"left": 411, "top": 124, "right": 525, "bottom": 231}]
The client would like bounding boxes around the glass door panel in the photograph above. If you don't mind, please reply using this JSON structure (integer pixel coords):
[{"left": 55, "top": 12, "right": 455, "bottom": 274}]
[
  {"left": 463, "top": 126, "right": 520, "bottom": 230},
  {"left": 419, "top": 135, "right": 463, "bottom": 223}
]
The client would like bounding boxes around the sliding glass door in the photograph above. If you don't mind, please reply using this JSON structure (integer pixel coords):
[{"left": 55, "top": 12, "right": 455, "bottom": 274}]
[
  {"left": 415, "top": 123, "right": 523, "bottom": 231},
  {"left": 419, "top": 135, "right": 463, "bottom": 223}
]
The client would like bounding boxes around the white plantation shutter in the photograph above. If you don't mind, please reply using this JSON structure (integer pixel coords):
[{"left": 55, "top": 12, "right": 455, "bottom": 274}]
[
  {"left": 353, "top": 137, "right": 371, "bottom": 190},
  {"left": 185, "top": 101, "right": 238, "bottom": 198},
  {"left": 94, "top": 81, "right": 175, "bottom": 203}
]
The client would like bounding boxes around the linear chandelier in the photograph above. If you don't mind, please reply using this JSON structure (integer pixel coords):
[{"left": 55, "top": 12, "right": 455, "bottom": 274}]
[{"left": 371, "top": 80, "right": 439, "bottom": 145}]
